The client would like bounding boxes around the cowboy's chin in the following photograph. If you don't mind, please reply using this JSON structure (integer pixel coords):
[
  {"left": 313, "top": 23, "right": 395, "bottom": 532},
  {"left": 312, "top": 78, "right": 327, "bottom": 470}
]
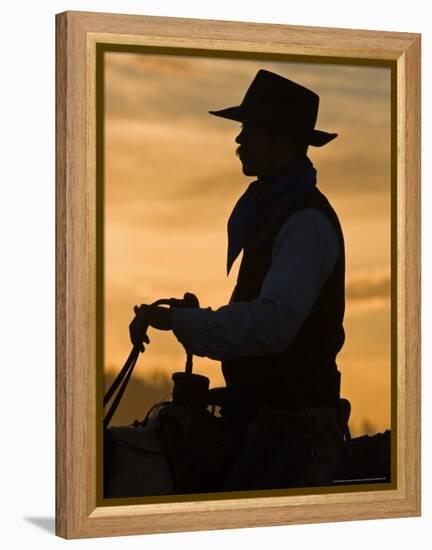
[{"left": 239, "top": 159, "right": 257, "bottom": 177}]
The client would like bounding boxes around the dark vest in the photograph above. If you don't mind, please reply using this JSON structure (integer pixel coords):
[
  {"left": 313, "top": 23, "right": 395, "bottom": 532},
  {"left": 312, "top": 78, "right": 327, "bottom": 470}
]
[{"left": 221, "top": 186, "right": 345, "bottom": 418}]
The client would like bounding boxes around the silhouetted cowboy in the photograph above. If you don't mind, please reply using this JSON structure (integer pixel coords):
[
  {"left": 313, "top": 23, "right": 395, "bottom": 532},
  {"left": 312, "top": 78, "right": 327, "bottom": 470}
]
[{"left": 130, "top": 69, "right": 346, "bottom": 490}]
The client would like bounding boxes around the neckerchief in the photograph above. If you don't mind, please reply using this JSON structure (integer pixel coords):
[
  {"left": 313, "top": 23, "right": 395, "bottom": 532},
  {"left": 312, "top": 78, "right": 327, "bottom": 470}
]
[{"left": 227, "top": 155, "right": 317, "bottom": 275}]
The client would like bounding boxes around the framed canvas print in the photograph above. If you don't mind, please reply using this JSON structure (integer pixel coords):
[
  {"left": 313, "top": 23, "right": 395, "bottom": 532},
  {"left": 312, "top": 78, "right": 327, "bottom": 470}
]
[{"left": 55, "top": 11, "right": 421, "bottom": 539}]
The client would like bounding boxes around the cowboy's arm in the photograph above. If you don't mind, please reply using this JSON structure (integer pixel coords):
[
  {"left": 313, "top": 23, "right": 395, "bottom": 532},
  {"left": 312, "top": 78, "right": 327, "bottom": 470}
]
[{"left": 170, "top": 208, "right": 340, "bottom": 361}]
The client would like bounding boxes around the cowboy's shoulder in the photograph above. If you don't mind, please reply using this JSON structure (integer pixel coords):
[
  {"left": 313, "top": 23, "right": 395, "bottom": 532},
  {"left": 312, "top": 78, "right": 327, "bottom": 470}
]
[{"left": 273, "top": 208, "right": 340, "bottom": 254}]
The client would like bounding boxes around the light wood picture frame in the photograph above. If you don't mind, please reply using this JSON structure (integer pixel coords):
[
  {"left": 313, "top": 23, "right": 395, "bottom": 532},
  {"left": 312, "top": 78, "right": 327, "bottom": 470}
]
[{"left": 55, "top": 10, "right": 421, "bottom": 539}]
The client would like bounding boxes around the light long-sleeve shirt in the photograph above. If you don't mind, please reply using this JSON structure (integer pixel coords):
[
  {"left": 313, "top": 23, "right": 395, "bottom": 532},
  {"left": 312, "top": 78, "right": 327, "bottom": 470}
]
[{"left": 172, "top": 208, "right": 340, "bottom": 362}]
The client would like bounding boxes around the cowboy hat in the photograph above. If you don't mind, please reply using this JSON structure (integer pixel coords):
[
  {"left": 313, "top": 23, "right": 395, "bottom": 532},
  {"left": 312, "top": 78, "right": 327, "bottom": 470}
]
[{"left": 209, "top": 69, "right": 337, "bottom": 147}]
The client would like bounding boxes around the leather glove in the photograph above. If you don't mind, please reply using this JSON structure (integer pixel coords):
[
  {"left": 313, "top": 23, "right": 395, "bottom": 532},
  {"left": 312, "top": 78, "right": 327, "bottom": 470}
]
[{"left": 129, "top": 305, "right": 172, "bottom": 351}]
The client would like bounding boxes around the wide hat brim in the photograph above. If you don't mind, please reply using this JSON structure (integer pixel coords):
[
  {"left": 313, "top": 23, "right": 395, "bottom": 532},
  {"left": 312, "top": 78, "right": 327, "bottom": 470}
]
[{"left": 209, "top": 105, "right": 337, "bottom": 147}]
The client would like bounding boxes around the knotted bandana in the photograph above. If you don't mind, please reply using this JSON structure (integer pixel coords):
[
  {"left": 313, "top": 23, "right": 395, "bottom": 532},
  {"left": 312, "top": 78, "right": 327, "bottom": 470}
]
[{"left": 227, "top": 156, "right": 317, "bottom": 275}]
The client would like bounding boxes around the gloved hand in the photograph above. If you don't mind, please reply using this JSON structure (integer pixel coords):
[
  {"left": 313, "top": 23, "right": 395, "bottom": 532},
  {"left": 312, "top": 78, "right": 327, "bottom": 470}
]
[{"left": 129, "top": 305, "right": 173, "bottom": 351}]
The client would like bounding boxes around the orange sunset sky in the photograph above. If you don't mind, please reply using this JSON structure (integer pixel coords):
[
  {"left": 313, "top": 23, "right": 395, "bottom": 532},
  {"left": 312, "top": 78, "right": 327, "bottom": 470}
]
[{"left": 104, "top": 52, "right": 392, "bottom": 437}]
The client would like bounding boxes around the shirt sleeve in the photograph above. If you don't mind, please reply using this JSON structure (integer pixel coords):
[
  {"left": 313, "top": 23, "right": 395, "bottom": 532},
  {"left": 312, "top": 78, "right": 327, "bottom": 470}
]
[{"left": 171, "top": 208, "right": 340, "bottom": 361}]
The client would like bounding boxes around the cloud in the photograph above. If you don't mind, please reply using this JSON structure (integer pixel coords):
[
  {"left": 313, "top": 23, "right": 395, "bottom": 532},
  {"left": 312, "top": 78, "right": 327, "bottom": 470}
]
[
  {"left": 104, "top": 117, "right": 248, "bottom": 241},
  {"left": 346, "top": 268, "right": 391, "bottom": 302},
  {"left": 105, "top": 53, "right": 256, "bottom": 127},
  {"left": 105, "top": 53, "right": 390, "bottom": 132}
]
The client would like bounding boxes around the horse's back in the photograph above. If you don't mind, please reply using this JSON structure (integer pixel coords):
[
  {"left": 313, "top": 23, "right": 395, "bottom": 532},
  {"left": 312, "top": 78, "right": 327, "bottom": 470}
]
[{"left": 104, "top": 421, "right": 175, "bottom": 498}]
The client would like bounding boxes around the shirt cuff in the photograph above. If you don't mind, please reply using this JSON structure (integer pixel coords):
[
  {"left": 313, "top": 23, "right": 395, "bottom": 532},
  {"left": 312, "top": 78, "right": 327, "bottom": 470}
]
[{"left": 171, "top": 307, "right": 210, "bottom": 353}]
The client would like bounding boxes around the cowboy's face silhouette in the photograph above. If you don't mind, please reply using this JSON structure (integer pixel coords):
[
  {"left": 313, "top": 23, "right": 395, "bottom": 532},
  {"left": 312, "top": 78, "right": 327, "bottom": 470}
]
[{"left": 235, "top": 120, "right": 302, "bottom": 179}]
